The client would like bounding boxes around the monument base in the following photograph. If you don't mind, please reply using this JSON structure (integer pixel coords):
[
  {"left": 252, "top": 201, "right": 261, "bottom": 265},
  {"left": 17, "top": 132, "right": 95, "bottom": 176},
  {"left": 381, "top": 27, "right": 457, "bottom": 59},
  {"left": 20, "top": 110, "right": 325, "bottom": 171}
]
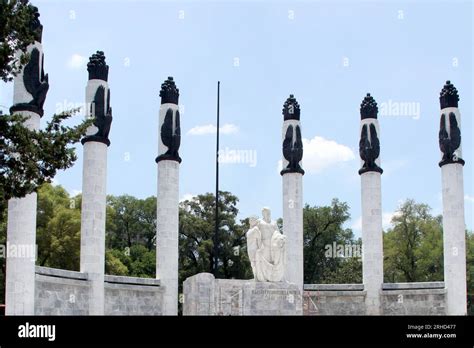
[{"left": 183, "top": 273, "right": 302, "bottom": 315}]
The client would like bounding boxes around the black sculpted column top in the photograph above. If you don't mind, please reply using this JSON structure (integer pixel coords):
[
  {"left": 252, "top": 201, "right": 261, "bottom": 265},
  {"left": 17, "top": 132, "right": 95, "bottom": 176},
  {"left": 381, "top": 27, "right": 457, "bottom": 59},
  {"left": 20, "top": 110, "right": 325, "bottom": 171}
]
[
  {"left": 81, "top": 51, "right": 113, "bottom": 146},
  {"left": 10, "top": 5, "right": 49, "bottom": 117},
  {"left": 280, "top": 94, "right": 304, "bottom": 175},
  {"left": 156, "top": 77, "right": 181, "bottom": 163},
  {"left": 358, "top": 93, "right": 383, "bottom": 175},
  {"left": 438, "top": 80, "right": 464, "bottom": 167}
]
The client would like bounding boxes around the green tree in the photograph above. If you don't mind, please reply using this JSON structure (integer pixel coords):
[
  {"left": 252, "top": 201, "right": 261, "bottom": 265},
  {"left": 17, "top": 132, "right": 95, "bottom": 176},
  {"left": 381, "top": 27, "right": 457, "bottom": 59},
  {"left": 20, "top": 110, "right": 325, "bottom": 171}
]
[
  {"left": 0, "top": 110, "right": 91, "bottom": 220},
  {"left": 36, "top": 183, "right": 81, "bottom": 270},
  {"left": 101, "top": 194, "right": 156, "bottom": 278},
  {"left": 105, "top": 245, "right": 155, "bottom": 278},
  {"left": 41, "top": 207, "right": 81, "bottom": 270},
  {"left": 135, "top": 196, "right": 156, "bottom": 250},
  {"left": 105, "top": 250, "right": 128, "bottom": 276},
  {"left": 415, "top": 215, "right": 444, "bottom": 281},
  {"left": 324, "top": 253, "right": 363, "bottom": 284},
  {"left": 0, "top": 0, "right": 38, "bottom": 82},
  {"left": 383, "top": 200, "right": 443, "bottom": 283},
  {"left": 1, "top": 0, "right": 92, "bottom": 220},
  {"left": 128, "top": 245, "right": 155, "bottom": 277},
  {"left": 467, "top": 231, "right": 474, "bottom": 315},
  {"left": 178, "top": 191, "right": 252, "bottom": 283},
  {"left": 303, "top": 199, "right": 359, "bottom": 284},
  {"left": 106, "top": 195, "right": 156, "bottom": 250},
  {"left": 0, "top": 203, "right": 6, "bottom": 305}
]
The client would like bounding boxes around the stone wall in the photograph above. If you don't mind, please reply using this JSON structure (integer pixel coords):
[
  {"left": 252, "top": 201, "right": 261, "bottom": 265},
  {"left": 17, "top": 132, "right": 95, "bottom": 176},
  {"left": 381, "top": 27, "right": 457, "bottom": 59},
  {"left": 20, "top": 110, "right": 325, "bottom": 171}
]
[
  {"left": 381, "top": 282, "right": 446, "bottom": 315},
  {"left": 35, "top": 266, "right": 89, "bottom": 315},
  {"left": 34, "top": 266, "right": 163, "bottom": 315},
  {"left": 302, "top": 282, "right": 446, "bottom": 315},
  {"left": 303, "top": 284, "right": 367, "bottom": 315},
  {"left": 105, "top": 275, "right": 163, "bottom": 315},
  {"left": 34, "top": 267, "right": 447, "bottom": 316}
]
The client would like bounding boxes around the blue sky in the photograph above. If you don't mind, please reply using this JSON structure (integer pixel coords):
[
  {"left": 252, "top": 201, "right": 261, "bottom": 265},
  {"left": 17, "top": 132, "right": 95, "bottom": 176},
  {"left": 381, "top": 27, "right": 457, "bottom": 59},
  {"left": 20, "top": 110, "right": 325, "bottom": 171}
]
[{"left": 1, "top": 0, "right": 472, "bottom": 236}]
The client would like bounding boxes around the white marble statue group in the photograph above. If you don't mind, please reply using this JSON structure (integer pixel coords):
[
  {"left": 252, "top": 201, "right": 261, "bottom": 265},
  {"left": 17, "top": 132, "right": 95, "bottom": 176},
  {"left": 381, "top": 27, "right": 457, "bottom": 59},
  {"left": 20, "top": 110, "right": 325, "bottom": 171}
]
[{"left": 246, "top": 207, "right": 287, "bottom": 282}]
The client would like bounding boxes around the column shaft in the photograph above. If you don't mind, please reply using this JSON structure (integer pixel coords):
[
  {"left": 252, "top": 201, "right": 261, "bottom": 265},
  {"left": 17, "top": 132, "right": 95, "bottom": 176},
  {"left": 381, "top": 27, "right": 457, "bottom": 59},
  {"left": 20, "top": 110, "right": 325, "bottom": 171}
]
[
  {"left": 156, "top": 77, "right": 181, "bottom": 315},
  {"left": 156, "top": 160, "right": 179, "bottom": 315},
  {"left": 361, "top": 172, "right": 383, "bottom": 315},
  {"left": 80, "top": 141, "right": 107, "bottom": 315},
  {"left": 5, "top": 108, "right": 41, "bottom": 315},
  {"left": 282, "top": 173, "right": 303, "bottom": 290},
  {"left": 442, "top": 163, "right": 467, "bottom": 315},
  {"left": 6, "top": 192, "right": 38, "bottom": 315}
]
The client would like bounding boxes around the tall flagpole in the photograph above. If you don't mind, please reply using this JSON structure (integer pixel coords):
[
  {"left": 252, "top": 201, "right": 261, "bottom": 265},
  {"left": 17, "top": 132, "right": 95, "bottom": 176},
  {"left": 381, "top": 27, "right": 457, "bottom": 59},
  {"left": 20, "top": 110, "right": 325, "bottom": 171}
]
[{"left": 213, "top": 81, "right": 220, "bottom": 276}]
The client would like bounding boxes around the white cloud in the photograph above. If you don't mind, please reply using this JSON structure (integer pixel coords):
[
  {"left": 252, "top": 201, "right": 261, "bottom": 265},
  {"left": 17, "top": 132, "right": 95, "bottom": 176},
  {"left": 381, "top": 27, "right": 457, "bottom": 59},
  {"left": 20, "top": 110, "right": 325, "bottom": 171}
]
[
  {"left": 303, "top": 136, "right": 355, "bottom": 174},
  {"left": 351, "top": 211, "right": 400, "bottom": 232},
  {"left": 351, "top": 216, "right": 362, "bottom": 231},
  {"left": 180, "top": 193, "right": 196, "bottom": 203},
  {"left": 67, "top": 54, "right": 87, "bottom": 69},
  {"left": 221, "top": 124, "right": 239, "bottom": 134},
  {"left": 382, "top": 211, "right": 400, "bottom": 230},
  {"left": 465, "top": 195, "right": 474, "bottom": 203},
  {"left": 278, "top": 136, "right": 355, "bottom": 174},
  {"left": 187, "top": 123, "right": 239, "bottom": 136}
]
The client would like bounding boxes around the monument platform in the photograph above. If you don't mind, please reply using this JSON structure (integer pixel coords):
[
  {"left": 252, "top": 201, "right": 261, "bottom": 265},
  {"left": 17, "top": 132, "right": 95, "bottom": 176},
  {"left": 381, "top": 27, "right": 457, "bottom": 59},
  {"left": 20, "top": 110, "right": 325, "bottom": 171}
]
[{"left": 183, "top": 273, "right": 302, "bottom": 315}]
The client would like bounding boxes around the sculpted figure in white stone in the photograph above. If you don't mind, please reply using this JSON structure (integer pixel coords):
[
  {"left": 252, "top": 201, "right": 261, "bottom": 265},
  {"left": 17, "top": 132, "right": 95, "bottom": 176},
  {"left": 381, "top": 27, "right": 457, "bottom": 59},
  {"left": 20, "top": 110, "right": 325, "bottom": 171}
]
[{"left": 246, "top": 207, "right": 286, "bottom": 282}]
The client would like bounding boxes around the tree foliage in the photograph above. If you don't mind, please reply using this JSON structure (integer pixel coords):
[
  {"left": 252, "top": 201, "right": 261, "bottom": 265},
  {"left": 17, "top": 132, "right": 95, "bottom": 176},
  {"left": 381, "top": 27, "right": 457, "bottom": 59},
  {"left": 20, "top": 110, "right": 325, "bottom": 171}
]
[
  {"left": 467, "top": 231, "right": 474, "bottom": 315},
  {"left": 0, "top": 110, "right": 92, "bottom": 221},
  {"left": 36, "top": 183, "right": 81, "bottom": 270},
  {"left": 1, "top": 0, "right": 92, "bottom": 221},
  {"left": 383, "top": 199, "right": 443, "bottom": 283},
  {"left": 179, "top": 191, "right": 252, "bottom": 283},
  {"left": 0, "top": 201, "right": 6, "bottom": 305},
  {"left": 106, "top": 195, "right": 156, "bottom": 250},
  {"left": 106, "top": 246, "right": 155, "bottom": 278},
  {"left": 0, "top": 0, "right": 38, "bottom": 82},
  {"left": 303, "top": 199, "right": 361, "bottom": 284}
]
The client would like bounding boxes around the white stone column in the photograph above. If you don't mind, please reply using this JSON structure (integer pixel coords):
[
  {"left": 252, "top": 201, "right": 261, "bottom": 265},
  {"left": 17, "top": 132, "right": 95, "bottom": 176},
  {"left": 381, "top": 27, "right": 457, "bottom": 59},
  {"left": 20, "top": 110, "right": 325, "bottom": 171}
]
[
  {"left": 6, "top": 114, "right": 39, "bottom": 314},
  {"left": 360, "top": 172, "right": 383, "bottom": 315},
  {"left": 280, "top": 95, "right": 304, "bottom": 292},
  {"left": 156, "top": 77, "right": 181, "bottom": 315},
  {"left": 156, "top": 160, "right": 179, "bottom": 315},
  {"left": 6, "top": 33, "right": 48, "bottom": 315},
  {"left": 80, "top": 51, "right": 112, "bottom": 315},
  {"left": 442, "top": 164, "right": 466, "bottom": 315},
  {"left": 358, "top": 94, "right": 383, "bottom": 315},
  {"left": 80, "top": 141, "right": 107, "bottom": 315},
  {"left": 438, "top": 81, "right": 467, "bottom": 315},
  {"left": 282, "top": 173, "right": 303, "bottom": 290}
]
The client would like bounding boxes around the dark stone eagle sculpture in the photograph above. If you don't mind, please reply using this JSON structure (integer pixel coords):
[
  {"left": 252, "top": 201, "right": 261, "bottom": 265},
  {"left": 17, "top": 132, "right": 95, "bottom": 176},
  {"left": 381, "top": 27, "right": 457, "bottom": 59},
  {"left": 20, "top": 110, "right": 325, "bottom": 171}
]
[
  {"left": 358, "top": 93, "right": 383, "bottom": 175},
  {"left": 439, "top": 112, "right": 463, "bottom": 166},
  {"left": 281, "top": 124, "right": 304, "bottom": 175},
  {"left": 438, "top": 81, "right": 464, "bottom": 167},
  {"left": 156, "top": 76, "right": 181, "bottom": 163},
  {"left": 359, "top": 123, "right": 383, "bottom": 174},
  {"left": 10, "top": 48, "right": 49, "bottom": 117},
  {"left": 157, "top": 108, "right": 181, "bottom": 163},
  {"left": 81, "top": 86, "right": 113, "bottom": 146}
]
